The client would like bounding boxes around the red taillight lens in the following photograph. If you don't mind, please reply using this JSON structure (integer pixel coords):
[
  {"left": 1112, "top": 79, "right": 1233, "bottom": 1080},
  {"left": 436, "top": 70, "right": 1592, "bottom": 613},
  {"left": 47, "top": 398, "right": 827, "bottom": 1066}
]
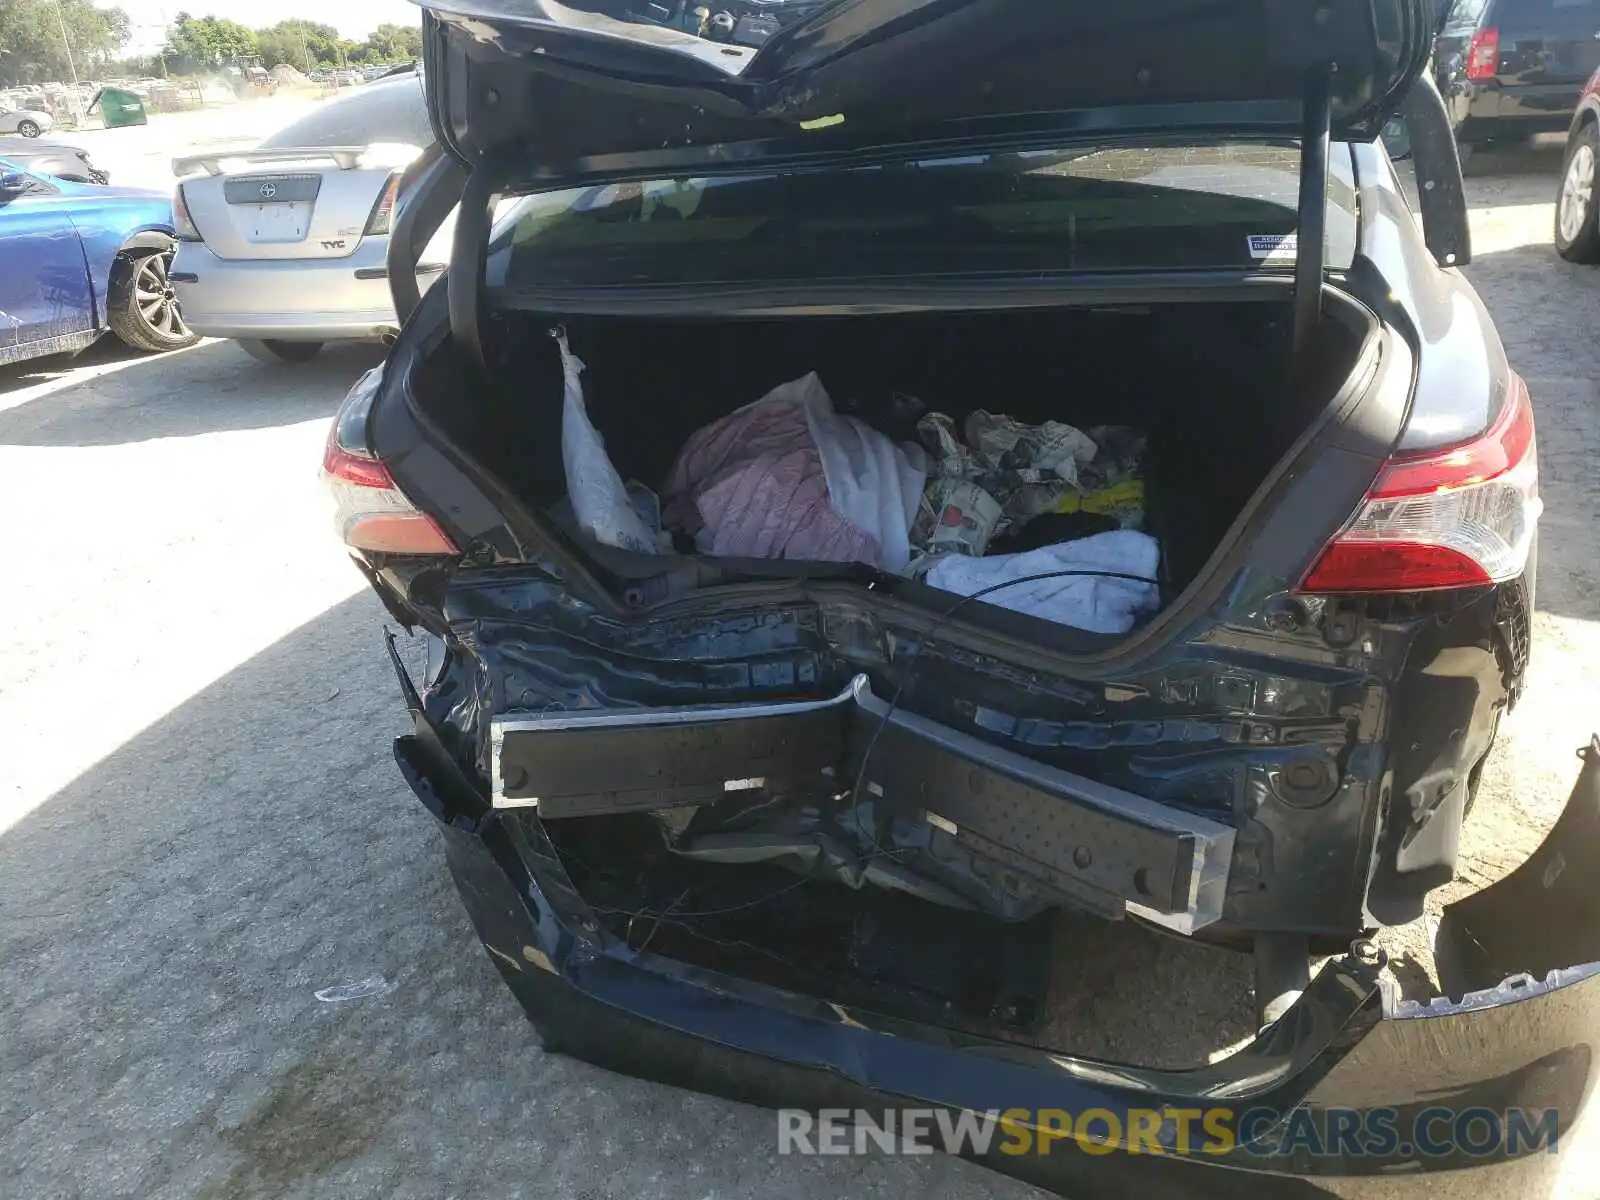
[
  {"left": 1465, "top": 27, "right": 1500, "bottom": 82},
  {"left": 364, "top": 172, "right": 401, "bottom": 237},
  {"left": 1298, "top": 375, "right": 1540, "bottom": 594},
  {"left": 321, "top": 368, "right": 458, "bottom": 556}
]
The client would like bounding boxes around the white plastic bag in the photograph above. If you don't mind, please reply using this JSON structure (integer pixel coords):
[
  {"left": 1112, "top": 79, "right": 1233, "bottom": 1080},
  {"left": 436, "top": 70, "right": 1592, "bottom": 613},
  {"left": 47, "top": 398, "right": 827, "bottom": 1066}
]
[
  {"left": 923, "top": 531, "right": 1161, "bottom": 634},
  {"left": 555, "top": 329, "right": 669, "bottom": 554},
  {"left": 796, "top": 374, "right": 928, "bottom": 574}
]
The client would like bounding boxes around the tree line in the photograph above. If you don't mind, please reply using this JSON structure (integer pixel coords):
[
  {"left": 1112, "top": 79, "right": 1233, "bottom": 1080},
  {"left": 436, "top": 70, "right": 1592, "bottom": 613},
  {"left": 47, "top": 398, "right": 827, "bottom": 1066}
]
[
  {"left": 0, "top": 2, "right": 423, "bottom": 87},
  {"left": 0, "top": 0, "right": 130, "bottom": 86},
  {"left": 157, "top": 14, "right": 424, "bottom": 76}
]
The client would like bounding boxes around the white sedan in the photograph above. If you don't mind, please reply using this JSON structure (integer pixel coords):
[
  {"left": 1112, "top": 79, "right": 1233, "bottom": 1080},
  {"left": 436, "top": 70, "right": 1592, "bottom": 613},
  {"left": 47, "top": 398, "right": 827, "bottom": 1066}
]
[
  {"left": 0, "top": 106, "right": 54, "bottom": 138},
  {"left": 170, "top": 68, "right": 450, "bottom": 364}
]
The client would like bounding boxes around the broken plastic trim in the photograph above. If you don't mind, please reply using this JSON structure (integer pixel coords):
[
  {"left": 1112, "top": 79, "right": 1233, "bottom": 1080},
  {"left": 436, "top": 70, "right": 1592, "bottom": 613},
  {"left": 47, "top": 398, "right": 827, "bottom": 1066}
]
[
  {"left": 489, "top": 673, "right": 1236, "bottom": 932},
  {"left": 1432, "top": 736, "right": 1600, "bottom": 1002}
]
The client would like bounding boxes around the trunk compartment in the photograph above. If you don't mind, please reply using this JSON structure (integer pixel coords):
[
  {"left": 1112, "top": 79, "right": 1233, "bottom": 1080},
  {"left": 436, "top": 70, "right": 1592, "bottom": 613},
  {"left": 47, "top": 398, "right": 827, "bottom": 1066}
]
[{"left": 415, "top": 296, "right": 1369, "bottom": 623}]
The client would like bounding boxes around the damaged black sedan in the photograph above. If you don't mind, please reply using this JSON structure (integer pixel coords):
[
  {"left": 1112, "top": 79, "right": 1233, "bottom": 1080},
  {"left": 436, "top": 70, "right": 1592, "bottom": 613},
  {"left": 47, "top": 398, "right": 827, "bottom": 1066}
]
[{"left": 321, "top": 1, "right": 1600, "bottom": 1194}]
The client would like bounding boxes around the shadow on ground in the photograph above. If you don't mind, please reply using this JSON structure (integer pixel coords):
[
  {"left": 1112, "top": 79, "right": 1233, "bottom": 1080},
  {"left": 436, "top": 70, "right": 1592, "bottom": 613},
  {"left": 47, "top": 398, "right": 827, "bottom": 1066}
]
[
  {"left": 0, "top": 336, "right": 150, "bottom": 394},
  {"left": 1463, "top": 143, "right": 1564, "bottom": 182},
  {"left": 0, "top": 339, "right": 385, "bottom": 448},
  {"left": 0, "top": 596, "right": 1046, "bottom": 1199}
]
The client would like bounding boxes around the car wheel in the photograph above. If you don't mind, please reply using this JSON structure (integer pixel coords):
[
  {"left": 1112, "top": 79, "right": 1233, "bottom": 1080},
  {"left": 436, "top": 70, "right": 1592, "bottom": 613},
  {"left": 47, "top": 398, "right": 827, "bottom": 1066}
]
[
  {"left": 1556, "top": 123, "right": 1600, "bottom": 263},
  {"left": 107, "top": 250, "right": 202, "bottom": 353},
  {"left": 237, "top": 339, "right": 325, "bottom": 364},
  {"left": 16, "top": 119, "right": 41, "bottom": 138}
]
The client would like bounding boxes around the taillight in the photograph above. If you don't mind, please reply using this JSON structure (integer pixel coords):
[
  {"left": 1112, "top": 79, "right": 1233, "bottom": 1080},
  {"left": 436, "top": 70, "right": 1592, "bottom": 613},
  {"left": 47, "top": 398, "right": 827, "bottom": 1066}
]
[
  {"left": 364, "top": 172, "right": 401, "bottom": 237},
  {"left": 172, "top": 183, "right": 202, "bottom": 241},
  {"left": 1298, "top": 375, "right": 1540, "bottom": 594},
  {"left": 1465, "top": 27, "right": 1500, "bottom": 82},
  {"left": 321, "top": 368, "right": 458, "bottom": 555}
]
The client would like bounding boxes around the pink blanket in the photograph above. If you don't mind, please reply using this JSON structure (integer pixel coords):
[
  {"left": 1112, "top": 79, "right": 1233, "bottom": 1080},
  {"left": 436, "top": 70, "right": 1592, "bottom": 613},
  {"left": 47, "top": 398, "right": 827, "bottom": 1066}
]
[{"left": 663, "top": 375, "right": 912, "bottom": 566}]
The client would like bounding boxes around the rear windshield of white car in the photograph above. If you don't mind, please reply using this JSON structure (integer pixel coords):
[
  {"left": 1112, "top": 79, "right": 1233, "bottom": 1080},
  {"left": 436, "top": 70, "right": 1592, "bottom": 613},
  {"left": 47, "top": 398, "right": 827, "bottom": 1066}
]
[
  {"left": 487, "top": 141, "right": 1358, "bottom": 290},
  {"left": 257, "top": 75, "right": 433, "bottom": 150}
]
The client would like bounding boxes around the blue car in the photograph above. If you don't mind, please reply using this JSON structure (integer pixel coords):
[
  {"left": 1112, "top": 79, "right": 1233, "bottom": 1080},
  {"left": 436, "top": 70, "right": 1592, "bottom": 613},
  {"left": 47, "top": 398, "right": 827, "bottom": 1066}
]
[{"left": 0, "top": 158, "right": 198, "bottom": 369}]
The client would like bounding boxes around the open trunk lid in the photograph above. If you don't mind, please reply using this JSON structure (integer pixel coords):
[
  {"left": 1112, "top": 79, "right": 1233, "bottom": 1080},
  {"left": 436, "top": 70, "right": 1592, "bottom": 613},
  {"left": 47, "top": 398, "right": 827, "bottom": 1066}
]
[
  {"left": 419, "top": 0, "right": 1437, "bottom": 174},
  {"left": 412, "top": 0, "right": 1444, "bottom": 373}
]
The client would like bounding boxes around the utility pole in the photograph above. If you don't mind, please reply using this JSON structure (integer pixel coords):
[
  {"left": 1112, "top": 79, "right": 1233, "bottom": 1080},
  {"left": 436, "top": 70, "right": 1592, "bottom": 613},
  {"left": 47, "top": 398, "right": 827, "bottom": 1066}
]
[
  {"left": 51, "top": 0, "right": 83, "bottom": 127},
  {"left": 52, "top": 0, "right": 81, "bottom": 86}
]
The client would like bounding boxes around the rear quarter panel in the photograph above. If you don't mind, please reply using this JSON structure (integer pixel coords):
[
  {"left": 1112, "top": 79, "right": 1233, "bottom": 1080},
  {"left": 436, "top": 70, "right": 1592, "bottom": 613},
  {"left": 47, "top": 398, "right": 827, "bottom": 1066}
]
[{"left": 1347, "top": 140, "right": 1510, "bottom": 452}]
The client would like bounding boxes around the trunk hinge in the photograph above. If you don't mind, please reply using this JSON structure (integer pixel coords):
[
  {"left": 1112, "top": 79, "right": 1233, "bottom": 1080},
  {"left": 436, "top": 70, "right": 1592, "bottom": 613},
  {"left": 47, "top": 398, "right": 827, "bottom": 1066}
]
[{"left": 1293, "top": 67, "right": 1334, "bottom": 382}]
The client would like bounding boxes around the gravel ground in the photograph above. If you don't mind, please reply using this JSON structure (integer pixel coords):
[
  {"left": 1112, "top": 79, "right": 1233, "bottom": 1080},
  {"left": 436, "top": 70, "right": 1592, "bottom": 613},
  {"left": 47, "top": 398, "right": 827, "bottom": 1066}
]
[{"left": 2, "top": 150, "right": 1598, "bottom": 1200}]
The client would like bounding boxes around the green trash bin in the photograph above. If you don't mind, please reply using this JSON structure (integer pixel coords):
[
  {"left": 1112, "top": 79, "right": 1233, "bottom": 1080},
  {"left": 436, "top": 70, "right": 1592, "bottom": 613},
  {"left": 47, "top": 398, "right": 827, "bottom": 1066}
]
[{"left": 91, "top": 88, "right": 148, "bottom": 129}]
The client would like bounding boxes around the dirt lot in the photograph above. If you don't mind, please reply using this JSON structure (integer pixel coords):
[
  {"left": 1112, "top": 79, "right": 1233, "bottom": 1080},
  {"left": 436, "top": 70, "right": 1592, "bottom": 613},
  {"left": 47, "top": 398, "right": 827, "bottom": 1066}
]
[{"left": 1, "top": 150, "right": 1597, "bottom": 1199}]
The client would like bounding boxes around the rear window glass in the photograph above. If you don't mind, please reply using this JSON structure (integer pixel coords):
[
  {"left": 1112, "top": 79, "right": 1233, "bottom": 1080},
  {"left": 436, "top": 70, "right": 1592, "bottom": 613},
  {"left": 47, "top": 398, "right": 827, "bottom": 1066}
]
[
  {"left": 258, "top": 75, "right": 432, "bottom": 150},
  {"left": 489, "top": 142, "right": 1358, "bottom": 291},
  {"left": 1442, "top": 0, "right": 1493, "bottom": 34}
]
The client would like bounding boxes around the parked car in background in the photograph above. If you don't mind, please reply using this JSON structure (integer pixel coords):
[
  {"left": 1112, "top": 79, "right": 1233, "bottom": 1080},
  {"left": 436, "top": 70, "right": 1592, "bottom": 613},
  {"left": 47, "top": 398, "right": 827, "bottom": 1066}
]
[
  {"left": 0, "top": 137, "right": 110, "bottom": 184},
  {"left": 0, "top": 105, "right": 54, "bottom": 138},
  {"left": 0, "top": 158, "right": 198, "bottom": 367},
  {"left": 1555, "top": 65, "right": 1600, "bottom": 258},
  {"left": 171, "top": 68, "right": 450, "bottom": 364},
  {"left": 1437, "top": 0, "right": 1600, "bottom": 151}
]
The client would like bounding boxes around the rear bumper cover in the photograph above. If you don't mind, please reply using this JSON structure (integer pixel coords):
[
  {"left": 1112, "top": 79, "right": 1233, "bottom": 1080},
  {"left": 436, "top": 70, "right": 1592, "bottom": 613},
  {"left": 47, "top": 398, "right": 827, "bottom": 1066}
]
[
  {"left": 171, "top": 238, "right": 441, "bottom": 341},
  {"left": 396, "top": 643, "right": 1600, "bottom": 1196},
  {"left": 1446, "top": 81, "right": 1581, "bottom": 142}
]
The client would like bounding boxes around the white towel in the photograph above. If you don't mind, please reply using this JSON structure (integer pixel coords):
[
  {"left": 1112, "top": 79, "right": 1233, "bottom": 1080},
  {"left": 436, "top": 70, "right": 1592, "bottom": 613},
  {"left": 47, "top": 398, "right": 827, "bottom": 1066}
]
[{"left": 923, "top": 531, "right": 1161, "bottom": 634}]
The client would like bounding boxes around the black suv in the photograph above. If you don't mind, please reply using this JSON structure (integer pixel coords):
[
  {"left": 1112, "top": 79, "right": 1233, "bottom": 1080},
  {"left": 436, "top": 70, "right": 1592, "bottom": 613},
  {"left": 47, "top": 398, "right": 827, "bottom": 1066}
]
[{"left": 1438, "top": 0, "right": 1600, "bottom": 149}]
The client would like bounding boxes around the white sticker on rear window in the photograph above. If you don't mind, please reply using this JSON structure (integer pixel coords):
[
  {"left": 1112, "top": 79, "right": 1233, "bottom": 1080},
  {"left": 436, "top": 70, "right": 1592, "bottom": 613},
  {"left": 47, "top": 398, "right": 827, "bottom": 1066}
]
[{"left": 1248, "top": 233, "right": 1298, "bottom": 262}]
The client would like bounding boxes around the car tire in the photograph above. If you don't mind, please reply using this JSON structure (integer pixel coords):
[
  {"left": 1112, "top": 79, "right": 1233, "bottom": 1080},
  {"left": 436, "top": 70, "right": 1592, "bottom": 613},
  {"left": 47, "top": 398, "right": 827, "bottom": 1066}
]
[
  {"left": 16, "top": 119, "right": 41, "bottom": 138},
  {"left": 1555, "top": 122, "right": 1600, "bottom": 263},
  {"left": 238, "top": 339, "right": 325, "bottom": 364},
  {"left": 106, "top": 250, "right": 202, "bottom": 353}
]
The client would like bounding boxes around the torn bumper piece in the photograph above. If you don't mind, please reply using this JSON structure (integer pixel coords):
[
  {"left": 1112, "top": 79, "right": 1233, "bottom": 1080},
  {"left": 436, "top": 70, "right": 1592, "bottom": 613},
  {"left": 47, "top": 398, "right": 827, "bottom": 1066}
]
[
  {"left": 397, "top": 732, "right": 1600, "bottom": 1197},
  {"left": 489, "top": 674, "right": 1235, "bottom": 932}
]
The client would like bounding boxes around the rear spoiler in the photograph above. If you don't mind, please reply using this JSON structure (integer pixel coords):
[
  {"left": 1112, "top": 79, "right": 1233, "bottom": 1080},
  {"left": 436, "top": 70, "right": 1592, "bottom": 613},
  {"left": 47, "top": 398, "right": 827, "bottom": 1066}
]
[{"left": 172, "top": 143, "right": 422, "bottom": 178}]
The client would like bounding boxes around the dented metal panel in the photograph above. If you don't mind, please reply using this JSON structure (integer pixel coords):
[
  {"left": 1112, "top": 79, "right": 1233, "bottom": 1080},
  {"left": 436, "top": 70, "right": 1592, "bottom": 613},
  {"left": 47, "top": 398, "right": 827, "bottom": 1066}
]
[{"left": 404, "top": 556, "right": 1524, "bottom": 939}]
